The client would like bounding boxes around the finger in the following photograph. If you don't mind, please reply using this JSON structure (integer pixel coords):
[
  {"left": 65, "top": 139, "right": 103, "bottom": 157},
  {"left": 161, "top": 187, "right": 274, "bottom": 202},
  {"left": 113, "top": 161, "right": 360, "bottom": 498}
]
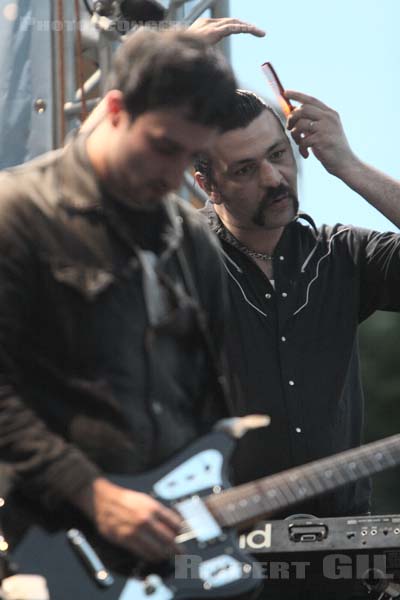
[
  {"left": 142, "top": 517, "right": 183, "bottom": 558},
  {"left": 287, "top": 105, "right": 325, "bottom": 130},
  {"left": 290, "top": 128, "right": 307, "bottom": 148},
  {"left": 284, "top": 90, "right": 329, "bottom": 111},
  {"left": 300, "top": 147, "right": 309, "bottom": 159},
  {"left": 157, "top": 505, "right": 183, "bottom": 533},
  {"left": 297, "top": 132, "right": 320, "bottom": 159},
  {"left": 217, "top": 21, "right": 266, "bottom": 37},
  {"left": 153, "top": 528, "right": 183, "bottom": 557},
  {"left": 129, "top": 529, "right": 172, "bottom": 562},
  {"left": 289, "top": 127, "right": 319, "bottom": 158},
  {"left": 289, "top": 118, "right": 318, "bottom": 142},
  {"left": 148, "top": 514, "right": 181, "bottom": 544}
]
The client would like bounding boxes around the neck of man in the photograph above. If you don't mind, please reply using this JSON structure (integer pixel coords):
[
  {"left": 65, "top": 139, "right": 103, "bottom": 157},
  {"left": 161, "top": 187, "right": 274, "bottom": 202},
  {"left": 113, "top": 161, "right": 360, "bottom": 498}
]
[
  {"left": 86, "top": 124, "right": 109, "bottom": 179},
  {"left": 214, "top": 205, "right": 284, "bottom": 257}
]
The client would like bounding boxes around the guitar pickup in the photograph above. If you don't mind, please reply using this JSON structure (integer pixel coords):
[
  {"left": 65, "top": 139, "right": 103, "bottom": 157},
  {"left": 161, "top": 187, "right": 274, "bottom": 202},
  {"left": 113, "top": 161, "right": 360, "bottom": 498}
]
[{"left": 288, "top": 522, "right": 328, "bottom": 543}]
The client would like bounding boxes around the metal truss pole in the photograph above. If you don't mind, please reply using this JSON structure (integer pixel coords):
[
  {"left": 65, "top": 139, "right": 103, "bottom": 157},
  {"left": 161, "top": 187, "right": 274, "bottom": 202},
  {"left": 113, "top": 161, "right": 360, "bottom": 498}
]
[{"left": 212, "top": 0, "right": 230, "bottom": 61}]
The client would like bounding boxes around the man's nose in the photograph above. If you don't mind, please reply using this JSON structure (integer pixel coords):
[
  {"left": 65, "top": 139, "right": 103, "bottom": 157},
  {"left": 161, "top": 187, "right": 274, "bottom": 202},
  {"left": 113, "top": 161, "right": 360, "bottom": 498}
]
[{"left": 259, "top": 159, "right": 282, "bottom": 187}]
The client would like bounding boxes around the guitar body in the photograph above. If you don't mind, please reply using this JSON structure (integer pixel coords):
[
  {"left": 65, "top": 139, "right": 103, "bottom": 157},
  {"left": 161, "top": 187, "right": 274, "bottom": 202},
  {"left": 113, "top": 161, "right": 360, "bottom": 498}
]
[
  {"left": 11, "top": 431, "right": 261, "bottom": 600},
  {"left": 9, "top": 422, "right": 400, "bottom": 599}
]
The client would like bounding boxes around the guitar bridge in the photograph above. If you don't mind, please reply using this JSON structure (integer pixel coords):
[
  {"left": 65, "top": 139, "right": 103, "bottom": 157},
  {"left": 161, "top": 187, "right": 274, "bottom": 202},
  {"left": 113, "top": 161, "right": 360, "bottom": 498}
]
[{"left": 176, "top": 496, "right": 222, "bottom": 542}]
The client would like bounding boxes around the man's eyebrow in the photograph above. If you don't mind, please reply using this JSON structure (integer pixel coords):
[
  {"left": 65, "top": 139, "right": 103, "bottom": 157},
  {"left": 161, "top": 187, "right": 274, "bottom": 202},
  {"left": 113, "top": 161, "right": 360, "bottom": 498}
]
[
  {"left": 230, "top": 157, "right": 256, "bottom": 168},
  {"left": 229, "top": 140, "right": 287, "bottom": 168},
  {"left": 148, "top": 134, "right": 183, "bottom": 151}
]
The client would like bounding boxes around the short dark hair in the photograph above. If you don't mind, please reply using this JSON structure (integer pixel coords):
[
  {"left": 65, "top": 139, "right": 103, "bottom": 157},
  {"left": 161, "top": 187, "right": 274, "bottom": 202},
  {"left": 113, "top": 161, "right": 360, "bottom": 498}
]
[
  {"left": 109, "top": 28, "right": 237, "bottom": 127},
  {"left": 194, "top": 89, "right": 283, "bottom": 189}
]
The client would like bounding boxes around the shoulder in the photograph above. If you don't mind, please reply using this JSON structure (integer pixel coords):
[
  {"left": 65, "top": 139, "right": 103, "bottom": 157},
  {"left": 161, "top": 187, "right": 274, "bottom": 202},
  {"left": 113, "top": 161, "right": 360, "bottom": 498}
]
[
  {"left": 316, "top": 222, "right": 400, "bottom": 250},
  {"left": 309, "top": 223, "right": 400, "bottom": 275},
  {"left": 0, "top": 150, "right": 61, "bottom": 218},
  {"left": 170, "top": 195, "right": 222, "bottom": 254},
  {"left": 0, "top": 151, "right": 63, "bottom": 253},
  {"left": 168, "top": 197, "right": 225, "bottom": 296}
]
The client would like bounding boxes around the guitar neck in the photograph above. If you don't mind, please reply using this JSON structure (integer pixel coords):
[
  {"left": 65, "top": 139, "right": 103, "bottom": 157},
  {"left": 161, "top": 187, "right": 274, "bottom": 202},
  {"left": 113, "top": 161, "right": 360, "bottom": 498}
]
[{"left": 206, "top": 434, "right": 400, "bottom": 529}]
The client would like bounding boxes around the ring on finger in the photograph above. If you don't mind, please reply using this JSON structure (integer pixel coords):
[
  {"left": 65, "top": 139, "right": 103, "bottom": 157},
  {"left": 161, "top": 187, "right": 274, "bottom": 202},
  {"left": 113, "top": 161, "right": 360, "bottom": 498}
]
[{"left": 308, "top": 120, "right": 315, "bottom": 132}]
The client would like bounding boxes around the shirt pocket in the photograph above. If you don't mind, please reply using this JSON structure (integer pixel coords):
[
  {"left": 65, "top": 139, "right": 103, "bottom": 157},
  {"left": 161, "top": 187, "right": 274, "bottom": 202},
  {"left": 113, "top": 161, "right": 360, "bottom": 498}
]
[{"left": 50, "top": 262, "right": 116, "bottom": 301}]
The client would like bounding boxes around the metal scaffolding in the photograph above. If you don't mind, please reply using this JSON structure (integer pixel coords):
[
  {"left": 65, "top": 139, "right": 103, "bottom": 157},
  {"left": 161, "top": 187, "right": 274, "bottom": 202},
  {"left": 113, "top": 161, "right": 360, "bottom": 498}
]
[{"left": 48, "top": 0, "right": 230, "bottom": 203}]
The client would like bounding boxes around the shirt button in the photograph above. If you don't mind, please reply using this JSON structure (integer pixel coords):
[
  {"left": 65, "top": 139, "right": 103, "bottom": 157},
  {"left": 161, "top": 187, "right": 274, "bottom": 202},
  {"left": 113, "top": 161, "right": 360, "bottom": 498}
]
[
  {"left": 281, "top": 336, "right": 286, "bottom": 342},
  {"left": 289, "top": 380, "right": 295, "bottom": 386},
  {"left": 152, "top": 402, "right": 163, "bottom": 414},
  {"left": 279, "top": 256, "right": 285, "bottom": 261},
  {"left": 265, "top": 293, "right": 272, "bottom": 299},
  {"left": 295, "top": 427, "right": 302, "bottom": 433},
  {"left": 281, "top": 292, "right": 288, "bottom": 298}
]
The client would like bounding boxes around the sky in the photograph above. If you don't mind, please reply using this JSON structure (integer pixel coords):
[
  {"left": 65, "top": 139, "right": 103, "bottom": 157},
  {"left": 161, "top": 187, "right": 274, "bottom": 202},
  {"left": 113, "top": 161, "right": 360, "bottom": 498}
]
[
  {"left": 2, "top": 0, "right": 398, "bottom": 234},
  {"left": 228, "top": 0, "right": 400, "bottom": 232}
]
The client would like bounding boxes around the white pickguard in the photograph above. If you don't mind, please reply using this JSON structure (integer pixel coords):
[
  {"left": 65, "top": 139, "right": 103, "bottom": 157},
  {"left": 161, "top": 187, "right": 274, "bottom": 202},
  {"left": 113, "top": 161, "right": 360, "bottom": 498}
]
[
  {"left": 118, "top": 555, "right": 244, "bottom": 599},
  {"left": 199, "top": 555, "right": 244, "bottom": 588},
  {"left": 153, "top": 449, "right": 224, "bottom": 500}
]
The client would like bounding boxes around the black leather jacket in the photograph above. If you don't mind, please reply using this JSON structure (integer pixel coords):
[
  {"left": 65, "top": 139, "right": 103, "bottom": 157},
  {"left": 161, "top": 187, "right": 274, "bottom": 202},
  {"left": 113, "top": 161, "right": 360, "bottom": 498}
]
[{"left": 0, "top": 137, "right": 230, "bottom": 513}]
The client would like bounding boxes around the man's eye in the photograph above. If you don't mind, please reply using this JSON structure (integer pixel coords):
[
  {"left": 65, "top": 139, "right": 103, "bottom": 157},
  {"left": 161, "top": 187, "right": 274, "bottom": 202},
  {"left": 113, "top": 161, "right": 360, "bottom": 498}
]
[
  {"left": 270, "top": 149, "right": 285, "bottom": 161},
  {"left": 234, "top": 164, "right": 256, "bottom": 176}
]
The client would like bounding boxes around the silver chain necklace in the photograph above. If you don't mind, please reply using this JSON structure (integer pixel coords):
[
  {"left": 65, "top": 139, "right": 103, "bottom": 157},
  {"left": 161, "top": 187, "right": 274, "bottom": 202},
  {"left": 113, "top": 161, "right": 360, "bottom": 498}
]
[{"left": 219, "top": 225, "right": 274, "bottom": 261}]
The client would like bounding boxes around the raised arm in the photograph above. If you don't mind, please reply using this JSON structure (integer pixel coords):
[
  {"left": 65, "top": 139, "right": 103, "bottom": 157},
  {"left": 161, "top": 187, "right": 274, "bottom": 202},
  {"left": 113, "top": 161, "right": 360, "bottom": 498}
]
[
  {"left": 285, "top": 90, "right": 400, "bottom": 229},
  {"left": 80, "top": 17, "right": 266, "bottom": 135}
]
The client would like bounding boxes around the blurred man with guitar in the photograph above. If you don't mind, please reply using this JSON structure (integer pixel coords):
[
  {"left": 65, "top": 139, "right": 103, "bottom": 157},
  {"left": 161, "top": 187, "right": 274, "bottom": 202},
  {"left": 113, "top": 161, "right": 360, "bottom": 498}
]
[{"left": 0, "top": 15, "right": 264, "bottom": 584}]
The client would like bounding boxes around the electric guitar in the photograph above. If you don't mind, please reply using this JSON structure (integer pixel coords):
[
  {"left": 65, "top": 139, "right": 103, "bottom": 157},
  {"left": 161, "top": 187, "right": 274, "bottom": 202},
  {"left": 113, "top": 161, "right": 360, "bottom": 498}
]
[{"left": 11, "top": 417, "right": 400, "bottom": 600}]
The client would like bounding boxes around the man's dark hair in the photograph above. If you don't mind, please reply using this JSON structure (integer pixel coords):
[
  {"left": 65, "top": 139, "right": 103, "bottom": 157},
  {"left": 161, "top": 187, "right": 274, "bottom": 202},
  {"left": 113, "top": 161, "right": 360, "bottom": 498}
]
[
  {"left": 109, "top": 28, "right": 237, "bottom": 127},
  {"left": 120, "top": 0, "right": 166, "bottom": 25},
  {"left": 194, "top": 89, "right": 282, "bottom": 190}
]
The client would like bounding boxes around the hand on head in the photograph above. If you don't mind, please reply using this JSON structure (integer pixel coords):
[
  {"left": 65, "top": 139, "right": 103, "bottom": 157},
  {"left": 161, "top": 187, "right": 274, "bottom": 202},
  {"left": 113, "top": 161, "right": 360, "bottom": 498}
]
[{"left": 188, "top": 17, "right": 266, "bottom": 45}]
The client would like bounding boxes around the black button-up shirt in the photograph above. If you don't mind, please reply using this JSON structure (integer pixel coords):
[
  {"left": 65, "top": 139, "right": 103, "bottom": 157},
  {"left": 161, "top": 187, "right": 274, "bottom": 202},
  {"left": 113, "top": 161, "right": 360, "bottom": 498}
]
[{"left": 203, "top": 203, "right": 400, "bottom": 517}]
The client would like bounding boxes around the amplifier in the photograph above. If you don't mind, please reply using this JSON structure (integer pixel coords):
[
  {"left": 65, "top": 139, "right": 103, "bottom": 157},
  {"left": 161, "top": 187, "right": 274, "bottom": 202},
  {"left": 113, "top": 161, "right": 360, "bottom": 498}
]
[
  {"left": 240, "top": 514, "right": 400, "bottom": 554},
  {"left": 239, "top": 515, "right": 400, "bottom": 597}
]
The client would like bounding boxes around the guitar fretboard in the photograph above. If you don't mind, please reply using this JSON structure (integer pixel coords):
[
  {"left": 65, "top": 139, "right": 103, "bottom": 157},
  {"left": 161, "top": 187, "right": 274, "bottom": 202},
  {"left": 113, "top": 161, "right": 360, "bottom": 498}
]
[{"left": 205, "top": 434, "right": 400, "bottom": 529}]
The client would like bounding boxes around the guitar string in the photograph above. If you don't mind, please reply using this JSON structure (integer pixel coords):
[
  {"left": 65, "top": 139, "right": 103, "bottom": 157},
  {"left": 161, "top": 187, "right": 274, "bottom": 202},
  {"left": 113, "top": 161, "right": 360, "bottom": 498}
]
[
  {"left": 206, "top": 438, "right": 400, "bottom": 514},
  {"left": 172, "top": 436, "right": 400, "bottom": 540}
]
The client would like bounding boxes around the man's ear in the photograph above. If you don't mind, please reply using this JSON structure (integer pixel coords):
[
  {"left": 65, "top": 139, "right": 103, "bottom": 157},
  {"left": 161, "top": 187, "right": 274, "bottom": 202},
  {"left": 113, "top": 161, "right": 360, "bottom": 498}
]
[
  {"left": 194, "top": 172, "right": 223, "bottom": 205},
  {"left": 105, "top": 90, "right": 125, "bottom": 126}
]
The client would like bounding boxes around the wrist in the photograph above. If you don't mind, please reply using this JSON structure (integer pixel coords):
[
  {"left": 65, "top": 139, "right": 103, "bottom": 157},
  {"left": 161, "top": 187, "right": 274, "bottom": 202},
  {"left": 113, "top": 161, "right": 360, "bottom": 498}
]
[
  {"left": 73, "top": 476, "right": 109, "bottom": 519},
  {"left": 330, "top": 151, "right": 362, "bottom": 182}
]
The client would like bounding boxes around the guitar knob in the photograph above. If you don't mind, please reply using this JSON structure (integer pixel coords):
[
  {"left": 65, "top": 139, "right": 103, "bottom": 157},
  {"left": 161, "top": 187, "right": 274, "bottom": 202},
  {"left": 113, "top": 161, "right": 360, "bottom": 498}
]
[{"left": 144, "top": 582, "right": 157, "bottom": 595}]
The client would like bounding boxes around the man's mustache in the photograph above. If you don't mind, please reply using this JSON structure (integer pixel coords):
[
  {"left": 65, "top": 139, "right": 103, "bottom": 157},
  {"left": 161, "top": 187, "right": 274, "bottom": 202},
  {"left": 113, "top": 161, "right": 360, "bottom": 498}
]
[
  {"left": 263, "top": 183, "right": 293, "bottom": 204},
  {"left": 252, "top": 184, "right": 298, "bottom": 226}
]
